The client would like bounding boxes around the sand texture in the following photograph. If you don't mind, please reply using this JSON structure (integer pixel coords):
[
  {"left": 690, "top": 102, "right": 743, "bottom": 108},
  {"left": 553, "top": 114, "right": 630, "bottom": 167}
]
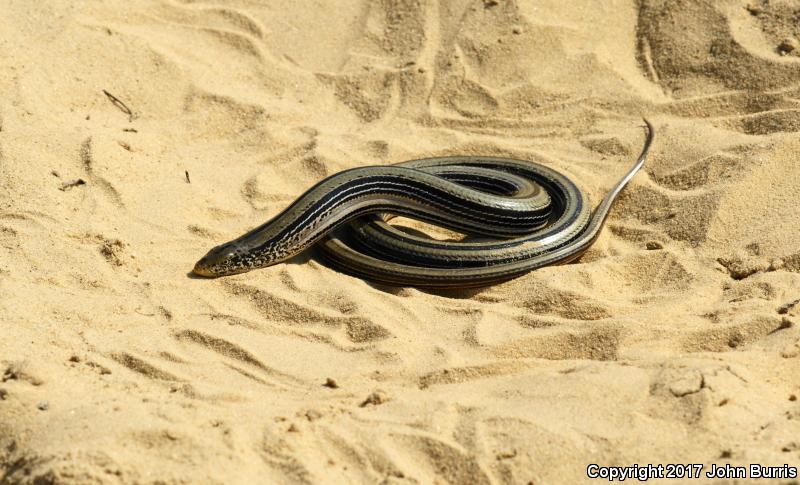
[{"left": 1, "top": 0, "right": 800, "bottom": 483}]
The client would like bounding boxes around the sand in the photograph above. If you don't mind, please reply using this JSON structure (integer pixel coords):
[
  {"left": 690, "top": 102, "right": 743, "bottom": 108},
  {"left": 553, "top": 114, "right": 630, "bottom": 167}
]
[{"left": 1, "top": 0, "right": 799, "bottom": 483}]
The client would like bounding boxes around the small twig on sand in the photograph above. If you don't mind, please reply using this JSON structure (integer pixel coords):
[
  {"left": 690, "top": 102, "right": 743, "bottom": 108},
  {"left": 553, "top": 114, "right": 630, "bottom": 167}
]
[
  {"left": 185, "top": 170, "right": 191, "bottom": 183},
  {"left": 778, "top": 298, "right": 800, "bottom": 315},
  {"left": 102, "top": 89, "right": 135, "bottom": 122},
  {"left": 59, "top": 178, "right": 86, "bottom": 191}
]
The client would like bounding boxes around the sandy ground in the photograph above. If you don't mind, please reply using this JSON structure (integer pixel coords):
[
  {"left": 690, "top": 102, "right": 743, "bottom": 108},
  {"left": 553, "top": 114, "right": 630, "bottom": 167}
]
[{"left": 1, "top": 0, "right": 800, "bottom": 483}]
